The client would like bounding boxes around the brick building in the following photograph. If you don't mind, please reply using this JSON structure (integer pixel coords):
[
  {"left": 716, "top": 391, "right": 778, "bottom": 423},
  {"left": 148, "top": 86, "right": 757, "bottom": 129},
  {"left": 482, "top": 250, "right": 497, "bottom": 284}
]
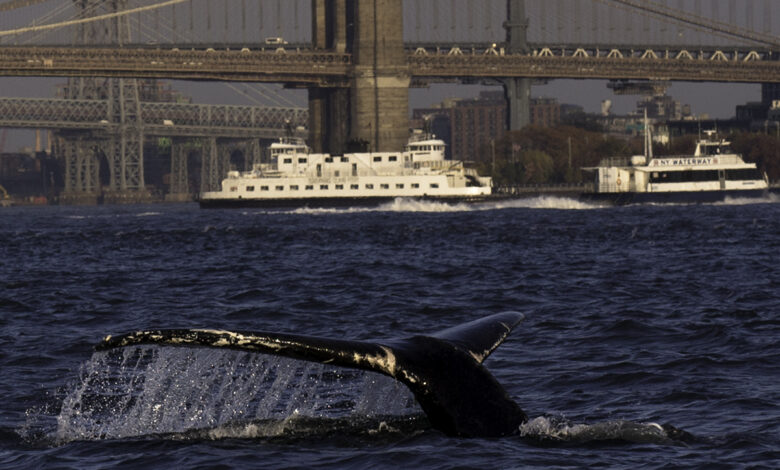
[{"left": 412, "top": 91, "right": 561, "bottom": 161}]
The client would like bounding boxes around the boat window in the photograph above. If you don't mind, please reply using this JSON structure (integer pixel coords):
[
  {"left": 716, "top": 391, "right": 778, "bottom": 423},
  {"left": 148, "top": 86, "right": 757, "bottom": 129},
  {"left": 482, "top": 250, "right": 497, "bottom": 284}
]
[
  {"left": 373, "top": 156, "right": 382, "bottom": 162},
  {"left": 351, "top": 184, "right": 359, "bottom": 190},
  {"left": 246, "top": 186, "right": 255, "bottom": 192},
  {"left": 726, "top": 168, "right": 762, "bottom": 180},
  {"left": 276, "top": 186, "right": 284, "bottom": 191},
  {"left": 430, "top": 183, "right": 439, "bottom": 188},
  {"left": 649, "top": 170, "right": 719, "bottom": 183},
  {"left": 365, "top": 184, "right": 374, "bottom": 189},
  {"left": 283, "top": 158, "right": 292, "bottom": 164},
  {"left": 380, "top": 184, "right": 389, "bottom": 189},
  {"left": 320, "top": 184, "right": 328, "bottom": 190},
  {"left": 260, "top": 186, "right": 269, "bottom": 191},
  {"left": 298, "top": 158, "right": 307, "bottom": 164},
  {"left": 335, "top": 184, "right": 344, "bottom": 190},
  {"left": 305, "top": 185, "right": 314, "bottom": 190},
  {"left": 290, "top": 185, "right": 299, "bottom": 191},
  {"left": 396, "top": 183, "right": 404, "bottom": 189}
]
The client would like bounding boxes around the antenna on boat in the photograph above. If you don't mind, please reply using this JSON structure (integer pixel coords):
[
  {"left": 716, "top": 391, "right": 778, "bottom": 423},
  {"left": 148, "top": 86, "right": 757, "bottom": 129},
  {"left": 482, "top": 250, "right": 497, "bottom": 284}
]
[
  {"left": 284, "top": 119, "right": 293, "bottom": 138},
  {"left": 643, "top": 109, "right": 653, "bottom": 159}
]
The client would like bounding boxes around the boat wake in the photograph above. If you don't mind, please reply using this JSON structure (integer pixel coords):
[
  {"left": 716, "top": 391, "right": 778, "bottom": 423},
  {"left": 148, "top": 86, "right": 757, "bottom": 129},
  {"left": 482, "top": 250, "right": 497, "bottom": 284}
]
[
  {"left": 715, "top": 192, "right": 780, "bottom": 206},
  {"left": 280, "top": 196, "right": 604, "bottom": 215}
]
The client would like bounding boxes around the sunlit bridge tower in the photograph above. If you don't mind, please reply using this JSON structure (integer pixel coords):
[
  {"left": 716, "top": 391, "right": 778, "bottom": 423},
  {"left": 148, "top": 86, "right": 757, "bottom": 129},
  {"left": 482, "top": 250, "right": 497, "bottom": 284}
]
[{"left": 58, "top": 0, "right": 150, "bottom": 204}]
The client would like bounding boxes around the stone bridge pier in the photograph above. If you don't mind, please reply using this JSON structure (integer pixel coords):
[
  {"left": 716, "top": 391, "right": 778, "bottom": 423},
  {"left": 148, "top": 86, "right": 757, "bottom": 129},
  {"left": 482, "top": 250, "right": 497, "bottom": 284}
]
[{"left": 310, "top": 0, "right": 410, "bottom": 154}]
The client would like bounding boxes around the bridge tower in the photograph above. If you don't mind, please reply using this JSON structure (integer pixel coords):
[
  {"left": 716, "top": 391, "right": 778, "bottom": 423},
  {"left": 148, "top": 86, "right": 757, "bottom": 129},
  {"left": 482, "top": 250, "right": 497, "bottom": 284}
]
[
  {"left": 310, "top": 0, "right": 409, "bottom": 154},
  {"left": 58, "top": 0, "right": 150, "bottom": 204},
  {"left": 504, "top": 0, "right": 531, "bottom": 131}
]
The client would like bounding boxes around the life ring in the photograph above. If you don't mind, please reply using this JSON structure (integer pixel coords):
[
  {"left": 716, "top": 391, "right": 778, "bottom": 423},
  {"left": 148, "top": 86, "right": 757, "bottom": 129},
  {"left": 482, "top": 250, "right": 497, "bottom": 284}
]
[{"left": 616, "top": 178, "right": 622, "bottom": 186}]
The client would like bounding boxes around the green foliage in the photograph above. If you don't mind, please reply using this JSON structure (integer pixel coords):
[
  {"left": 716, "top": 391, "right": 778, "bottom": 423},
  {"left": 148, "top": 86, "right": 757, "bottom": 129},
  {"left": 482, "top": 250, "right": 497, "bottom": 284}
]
[
  {"left": 730, "top": 132, "right": 780, "bottom": 182},
  {"left": 477, "top": 125, "right": 630, "bottom": 185}
]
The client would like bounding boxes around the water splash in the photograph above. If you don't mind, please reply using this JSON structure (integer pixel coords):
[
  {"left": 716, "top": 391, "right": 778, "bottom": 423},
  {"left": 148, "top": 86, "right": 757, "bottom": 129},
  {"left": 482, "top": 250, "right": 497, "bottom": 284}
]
[
  {"left": 714, "top": 193, "right": 780, "bottom": 206},
  {"left": 518, "top": 416, "right": 680, "bottom": 445},
  {"left": 52, "top": 346, "right": 420, "bottom": 443},
  {"left": 274, "top": 196, "right": 603, "bottom": 215}
]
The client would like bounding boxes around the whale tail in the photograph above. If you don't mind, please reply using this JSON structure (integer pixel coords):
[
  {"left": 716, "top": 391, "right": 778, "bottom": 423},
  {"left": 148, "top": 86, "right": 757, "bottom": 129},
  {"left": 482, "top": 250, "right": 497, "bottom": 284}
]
[{"left": 97, "top": 311, "right": 528, "bottom": 437}]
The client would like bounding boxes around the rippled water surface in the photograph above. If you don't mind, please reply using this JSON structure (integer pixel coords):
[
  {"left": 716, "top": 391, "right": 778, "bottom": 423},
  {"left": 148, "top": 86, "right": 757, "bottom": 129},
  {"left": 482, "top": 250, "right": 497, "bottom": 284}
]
[{"left": 1, "top": 197, "right": 779, "bottom": 468}]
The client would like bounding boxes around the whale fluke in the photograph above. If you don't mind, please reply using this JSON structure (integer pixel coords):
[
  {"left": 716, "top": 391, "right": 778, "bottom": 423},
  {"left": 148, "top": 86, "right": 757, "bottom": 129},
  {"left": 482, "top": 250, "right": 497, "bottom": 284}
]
[{"left": 96, "top": 311, "right": 528, "bottom": 437}]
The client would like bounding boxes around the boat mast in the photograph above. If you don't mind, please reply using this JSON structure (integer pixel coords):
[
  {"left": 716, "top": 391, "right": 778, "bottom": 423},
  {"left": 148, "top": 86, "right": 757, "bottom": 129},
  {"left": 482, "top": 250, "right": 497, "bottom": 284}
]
[{"left": 643, "top": 109, "right": 653, "bottom": 159}]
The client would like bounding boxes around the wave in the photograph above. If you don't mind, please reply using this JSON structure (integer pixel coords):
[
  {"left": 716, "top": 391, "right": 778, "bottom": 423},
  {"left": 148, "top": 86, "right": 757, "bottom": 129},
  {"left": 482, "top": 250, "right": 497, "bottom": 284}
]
[
  {"left": 518, "top": 416, "right": 693, "bottom": 445},
  {"left": 714, "top": 193, "right": 780, "bottom": 206},
  {"left": 276, "top": 196, "right": 603, "bottom": 215}
]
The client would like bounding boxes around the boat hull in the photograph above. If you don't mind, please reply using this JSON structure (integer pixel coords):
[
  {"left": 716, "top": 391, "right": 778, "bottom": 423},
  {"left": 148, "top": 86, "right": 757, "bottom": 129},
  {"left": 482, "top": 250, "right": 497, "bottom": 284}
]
[
  {"left": 198, "top": 194, "right": 495, "bottom": 209},
  {"left": 580, "top": 189, "right": 768, "bottom": 206}
]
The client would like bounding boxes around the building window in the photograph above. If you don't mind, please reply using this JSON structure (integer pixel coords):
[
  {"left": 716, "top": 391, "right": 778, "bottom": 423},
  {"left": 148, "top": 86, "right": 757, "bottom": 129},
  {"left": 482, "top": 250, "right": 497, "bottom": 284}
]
[
  {"left": 389, "top": 156, "right": 398, "bottom": 162},
  {"left": 335, "top": 184, "right": 344, "bottom": 190},
  {"left": 411, "top": 183, "right": 420, "bottom": 189},
  {"left": 430, "top": 183, "right": 439, "bottom": 189},
  {"left": 373, "top": 156, "right": 382, "bottom": 162},
  {"left": 260, "top": 186, "right": 269, "bottom": 191},
  {"left": 276, "top": 186, "right": 284, "bottom": 191},
  {"left": 290, "top": 185, "right": 299, "bottom": 191},
  {"left": 380, "top": 184, "right": 389, "bottom": 189},
  {"left": 230, "top": 186, "right": 238, "bottom": 192},
  {"left": 246, "top": 186, "right": 255, "bottom": 192},
  {"left": 365, "top": 184, "right": 374, "bottom": 189},
  {"left": 283, "top": 158, "right": 292, "bottom": 164},
  {"left": 305, "top": 185, "right": 314, "bottom": 190},
  {"left": 351, "top": 184, "right": 359, "bottom": 190},
  {"left": 320, "top": 184, "right": 329, "bottom": 190},
  {"left": 298, "top": 158, "right": 307, "bottom": 164},
  {"left": 396, "top": 183, "right": 404, "bottom": 189}
]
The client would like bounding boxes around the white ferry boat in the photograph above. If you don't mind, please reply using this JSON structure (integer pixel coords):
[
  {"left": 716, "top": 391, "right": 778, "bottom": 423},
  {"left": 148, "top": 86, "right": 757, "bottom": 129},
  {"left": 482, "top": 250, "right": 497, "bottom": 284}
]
[
  {"left": 582, "top": 130, "right": 768, "bottom": 205},
  {"left": 199, "top": 132, "right": 493, "bottom": 208}
]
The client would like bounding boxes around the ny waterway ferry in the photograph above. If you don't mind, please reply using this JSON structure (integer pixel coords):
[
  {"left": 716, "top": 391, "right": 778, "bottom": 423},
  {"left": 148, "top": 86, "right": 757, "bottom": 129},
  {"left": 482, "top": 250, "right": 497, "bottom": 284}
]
[
  {"left": 199, "top": 131, "right": 493, "bottom": 208},
  {"left": 581, "top": 131, "right": 769, "bottom": 205}
]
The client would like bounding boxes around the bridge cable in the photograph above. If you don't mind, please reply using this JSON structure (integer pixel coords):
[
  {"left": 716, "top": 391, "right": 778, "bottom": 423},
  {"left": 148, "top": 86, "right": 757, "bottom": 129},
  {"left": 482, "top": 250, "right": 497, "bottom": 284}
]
[
  {"left": 603, "top": 0, "right": 779, "bottom": 48},
  {"left": 0, "top": 0, "right": 190, "bottom": 37}
]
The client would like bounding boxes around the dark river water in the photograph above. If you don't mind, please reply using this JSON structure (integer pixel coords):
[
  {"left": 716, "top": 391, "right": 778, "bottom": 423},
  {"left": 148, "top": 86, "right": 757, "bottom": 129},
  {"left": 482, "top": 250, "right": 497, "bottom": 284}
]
[{"left": 1, "top": 196, "right": 778, "bottom": 469}]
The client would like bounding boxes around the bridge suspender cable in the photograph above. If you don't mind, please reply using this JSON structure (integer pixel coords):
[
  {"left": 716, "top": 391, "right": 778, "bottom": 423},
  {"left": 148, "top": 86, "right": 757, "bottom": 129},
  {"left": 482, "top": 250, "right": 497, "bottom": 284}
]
[
  {"left": 606, "top": 0, "right": 779, "bottom": 48},
  {"left": 0, "top": 0, "right": 190, "bottom": 37}
]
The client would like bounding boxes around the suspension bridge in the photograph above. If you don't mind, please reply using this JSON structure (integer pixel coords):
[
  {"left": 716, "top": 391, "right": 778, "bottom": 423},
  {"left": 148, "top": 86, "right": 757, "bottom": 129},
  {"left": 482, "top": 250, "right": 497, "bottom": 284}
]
[{"left": 0, "top": 0, "right": 778, "bottom": 203}]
